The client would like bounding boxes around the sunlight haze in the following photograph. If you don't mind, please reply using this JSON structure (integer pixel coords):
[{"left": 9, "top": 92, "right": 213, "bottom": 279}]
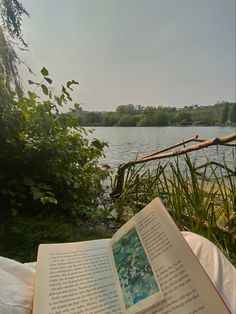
[{"left": 19, "top": 0, "right": 235, "bottom": 111}]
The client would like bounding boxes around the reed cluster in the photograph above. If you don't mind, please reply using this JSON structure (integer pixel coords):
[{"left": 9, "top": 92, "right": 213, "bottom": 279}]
[{"left": 111, "top": 155, "right": 236, "bottom": 265}]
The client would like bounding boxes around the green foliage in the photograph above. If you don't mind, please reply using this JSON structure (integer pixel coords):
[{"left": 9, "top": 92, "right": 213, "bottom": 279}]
[
  {"left": 221, "top": 102, "right": 229, "bottom": 123},
  {"left": 117, "top": 114, "right": 136, "bottom": 126},
  {"left": 136, "top": 115, "right": 152, "bottom": 126},
  {"left": 40, "top": 67, "right": 49, "bottom": 76},
  {"left": 177, "top": 112, "right": 192, "bottom": 125},
  {"left": 0, "top": 1, "right": 30, "bottom": 95},
  {"left": 154, "top": 110, "right": 169, "bottom": 126},
  {"left": 0, "top": 27, "right": 23, "bottom": 95},
  {"left": 230, "top": 104, "right": 236, "bottom": 123},
  {"left": 111, "top": 155, "right": 236, "bottom": 265},
  {"left": 0, "top": 214, "right": 78, "bottom": 262},
  {"left": 0, "top": 213, "right": 112, "bottom": 262},
  {"left": 77, "top": 102, "right": 236, "bottom": 127},
  {"left": 0, "top": 0, "right": 29, "bottom": 47},
  {"left": 0, "top": 69, "right": 110, "bottom": 260}
]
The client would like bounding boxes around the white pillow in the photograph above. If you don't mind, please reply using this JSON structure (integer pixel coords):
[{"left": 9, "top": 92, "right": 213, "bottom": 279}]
[
  {"left": 0, "top": 257, "right": 35, "bottom": 314},
  {"left": 182, "top": 232, "right": 236, "bottom": 314}
]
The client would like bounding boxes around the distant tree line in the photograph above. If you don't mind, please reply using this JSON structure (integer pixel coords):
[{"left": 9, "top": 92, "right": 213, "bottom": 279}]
[{"left": 75, "top": 102, "right": 236, "bottom": 127}]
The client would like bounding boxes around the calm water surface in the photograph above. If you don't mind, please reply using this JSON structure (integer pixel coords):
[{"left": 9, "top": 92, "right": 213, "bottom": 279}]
[{"left": 88, "top": 126, "right": 236, "bottom": 169}]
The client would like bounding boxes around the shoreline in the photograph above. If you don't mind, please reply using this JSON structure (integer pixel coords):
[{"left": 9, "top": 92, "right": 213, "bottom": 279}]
[{"left": 83, "top": 124, "right": 236, "bottom": 127}]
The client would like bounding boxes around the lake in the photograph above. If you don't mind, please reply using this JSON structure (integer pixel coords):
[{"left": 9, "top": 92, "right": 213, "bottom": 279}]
[{"left": 88, "top": 126, "right": 236, "bottom": 169}]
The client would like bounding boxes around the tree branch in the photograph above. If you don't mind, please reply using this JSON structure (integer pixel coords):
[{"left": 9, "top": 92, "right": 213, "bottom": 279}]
[{"left": 111, "top": 132, "right": 236, "bottom": 198}]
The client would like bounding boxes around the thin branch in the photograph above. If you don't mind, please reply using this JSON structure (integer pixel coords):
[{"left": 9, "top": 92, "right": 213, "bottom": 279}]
[
  {"left": 134, "top": 132, "right": 236, "bottom": 164},
  {"left": 139, "top": 135, "right": 202, "bottom": 160}
]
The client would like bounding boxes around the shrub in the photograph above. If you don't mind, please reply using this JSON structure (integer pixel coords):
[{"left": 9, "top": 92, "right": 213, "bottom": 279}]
[{"left": 0, "top": 69, "right": 109, "bottom": 261}]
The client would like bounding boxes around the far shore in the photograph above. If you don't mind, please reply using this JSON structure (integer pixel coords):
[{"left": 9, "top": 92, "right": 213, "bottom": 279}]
[{"left": 83, "top": 124, "right": 235, "bottom": 127}]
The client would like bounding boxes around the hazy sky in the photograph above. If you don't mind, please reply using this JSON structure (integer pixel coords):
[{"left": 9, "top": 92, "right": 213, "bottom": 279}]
[{"left": 19, "top": 0, "right": 235, "bottom": 111}]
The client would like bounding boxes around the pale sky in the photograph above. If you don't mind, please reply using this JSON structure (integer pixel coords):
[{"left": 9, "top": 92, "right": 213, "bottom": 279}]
[{"left": 19, "top": 0, "right": 235, "bottom": 111}]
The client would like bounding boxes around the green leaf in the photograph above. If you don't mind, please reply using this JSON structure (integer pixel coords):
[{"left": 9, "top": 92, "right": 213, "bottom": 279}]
[
  {"left": 54, "top": 96, "right": 62, "bottom": 106},
  {"left": 62, "top": 85, "right": 72, "bottom": 101},
  {"left": 41, "top": 84, "right": 49, "bottom": 95},
  {"left": 45, "top": 77, "right": 52, "bottom": 84},
  {"left": 40, "top": 196, "right": 58, "bottom": 204},
  {"left": 27, "top": 91, "right": 37, "bottom": 100},
  {"left": 23, "top": 177, "right": 34, "bottom": 186},
  {"left": 28, "top": 80, "right": 36, "bottom": 85},
  {"left": 41, "top": 67, "right": 49, "bottom": 76},
  {"left": 92, "top": 139, "right": 108, "bottom": 150},
  {"left": 31, "top": 187, "right": 43, "bottom": 200},
  {"left": 11, "top": 208, "right": 18, "bottom": 216},
  {"left": 66, "top": 80, "right": 79, "bottom": 90},
  {"left": 22, "top": 110, "right": 31, "bottom": 120}
]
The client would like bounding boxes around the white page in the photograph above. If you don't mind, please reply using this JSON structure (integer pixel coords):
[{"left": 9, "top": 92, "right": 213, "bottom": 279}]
[{"left": 33, "top": 239, "right": 123, "bottom": 314}]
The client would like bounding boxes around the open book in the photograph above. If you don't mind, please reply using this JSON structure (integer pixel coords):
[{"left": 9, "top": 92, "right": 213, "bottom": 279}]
[{"left": 33, "top": 198, "right": 230, "bottom": 314}]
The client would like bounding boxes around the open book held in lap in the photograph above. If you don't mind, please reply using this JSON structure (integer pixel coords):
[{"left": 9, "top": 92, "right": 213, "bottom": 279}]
[{"left": 33, "top": 198, "right": 231, "bottom": 314}]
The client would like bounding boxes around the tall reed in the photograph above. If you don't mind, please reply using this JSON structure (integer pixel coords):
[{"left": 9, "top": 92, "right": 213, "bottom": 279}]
[{"left": 112, "top": 154, "right": 236, "bottom": 264}]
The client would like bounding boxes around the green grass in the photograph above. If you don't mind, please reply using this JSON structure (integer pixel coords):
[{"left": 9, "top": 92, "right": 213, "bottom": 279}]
[
  {"left": 0, "top": 214, "right": 112, "bottom": 263},
  {"left": 111, "top": 154, "right": 236, "bottom": 265}
]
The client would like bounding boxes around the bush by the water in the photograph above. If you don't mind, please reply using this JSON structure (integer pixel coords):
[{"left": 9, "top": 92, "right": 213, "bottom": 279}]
[{"left": 0, "top": 70, "right": 110, "bottom": 262}]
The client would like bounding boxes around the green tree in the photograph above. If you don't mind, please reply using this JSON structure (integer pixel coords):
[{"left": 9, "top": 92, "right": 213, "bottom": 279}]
[
  {"left": 154, "top": 110, "right": 169, "bottom": 126},
  {"left": 0, "top": 0, "right": 30, "bottom": 94},
  {"left": 230, "top": 104, "right": 236, "bottom": 123},
  {"left": 102, "top": 112, "right": 119, "bottom": 126},
  {"left": 144, "top": 106, "right": 155, "bottom": 116},
  {"left": 177, "top": 112, "right": 192, "bottom": 125},
  {"left": 0, "top": 0, "right": 29, "bottom": 45},
  {"left": 0, "top": 69, "right": 109, "bottom": 261},
  {"left": 0, "top": 27, "right": 22, "bottom": 95},
  {"left": 117, "top": 114, "right": 136, "bottom": 126},
  {"left": 221, "top": 103, "right": 229, "bottom": 123},
  {"left": 83, "top": 112, "right": 103, "bottom": 126},
  {"left": 136, "top": 115, "right": 151, "bottom": 126},
  {"left": 116, "top": 104, "right": 136, "bottom": 115}
]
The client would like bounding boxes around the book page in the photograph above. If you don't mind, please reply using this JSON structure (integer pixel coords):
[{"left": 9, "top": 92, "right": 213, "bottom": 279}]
[
  {"left": 33, "top": 239, "right": 123, "bottom": 314},
  {"left": 111, "top": 198, "right": 230, "bottom": 314}
]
